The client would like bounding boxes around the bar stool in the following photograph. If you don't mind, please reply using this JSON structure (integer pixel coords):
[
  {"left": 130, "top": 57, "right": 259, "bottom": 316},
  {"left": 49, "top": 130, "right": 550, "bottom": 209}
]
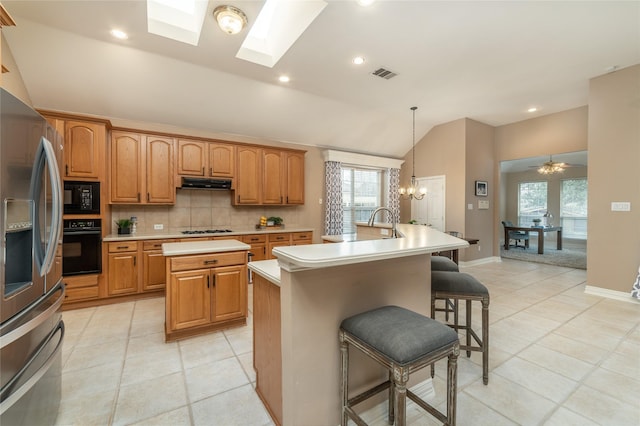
[
  {"left": 339, "top": 305, "right": 460, "bottom": 426},
  {"left": 431, "top": 255, "right": 459, "bottom": 272},
  {"left": 430, "top": 271, "right": 490, "bottom": 385}
]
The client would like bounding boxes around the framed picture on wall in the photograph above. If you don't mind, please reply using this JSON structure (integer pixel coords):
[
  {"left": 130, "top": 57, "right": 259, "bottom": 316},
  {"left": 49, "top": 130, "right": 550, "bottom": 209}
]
[{"left": 475, "top": 180, "right": 488, "bottom": 197}]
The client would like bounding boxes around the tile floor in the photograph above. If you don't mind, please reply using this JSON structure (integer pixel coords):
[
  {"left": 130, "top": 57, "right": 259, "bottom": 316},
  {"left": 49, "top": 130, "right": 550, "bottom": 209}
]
[{"left": 56, "top": 259, "right": 640, "bottom": 426}]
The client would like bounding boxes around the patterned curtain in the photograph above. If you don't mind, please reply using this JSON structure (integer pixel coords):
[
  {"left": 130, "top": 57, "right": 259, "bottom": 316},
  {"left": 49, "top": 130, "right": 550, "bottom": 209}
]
[
  {"left": 324, "top": 161, "right": 343, "bottom": 235},
  {"left": 387, "top": 168, "right": 400, "bottom": 224}
]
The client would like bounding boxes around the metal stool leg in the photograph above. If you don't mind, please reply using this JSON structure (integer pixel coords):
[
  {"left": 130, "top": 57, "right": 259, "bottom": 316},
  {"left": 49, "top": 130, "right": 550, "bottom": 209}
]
[
  {"left": 340, "top": 334, "right": 349, "bottom": 426},
  {"left": 465, "top": 300, "right": 472, "bottom": 358},
  {"left": 482, "top": 298, "right": 489, "bottom": 385},
  {"left": 447, "top": 350, "right": 459, "bottom": 426},
  {"left": 393, "top": 366, "right": 409, "bottom": 426}
]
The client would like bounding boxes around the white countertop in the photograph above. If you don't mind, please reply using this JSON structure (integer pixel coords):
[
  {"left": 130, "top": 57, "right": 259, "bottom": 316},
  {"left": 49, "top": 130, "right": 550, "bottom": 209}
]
[
  {"left": 104, "top": 227, "right": 314, "bottom": 242},
  {"left": 273, "top": 224, "right": 468, "bottom": 271},
  {"left": 248, "top": 260, "right": 281, "bottom": 286},
  {"left": 162, "top": 239, "right": 250, "bottom": 256}
]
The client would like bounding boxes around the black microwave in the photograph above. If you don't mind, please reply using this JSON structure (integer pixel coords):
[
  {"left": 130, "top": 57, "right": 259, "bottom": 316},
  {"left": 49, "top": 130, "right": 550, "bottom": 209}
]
[{"left": 63, "top": 181, "right": 100, "bottom": 214}]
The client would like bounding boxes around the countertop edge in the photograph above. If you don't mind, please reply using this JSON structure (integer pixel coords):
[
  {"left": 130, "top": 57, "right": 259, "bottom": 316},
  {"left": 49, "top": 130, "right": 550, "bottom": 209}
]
[
  {"left": 104, "top": 227, "right": 315, "bottom": 242},
  {"left": 162, "top": 240, "right": 250, "bottom": 256},
  {"left": 248, "top": 260, "right": 281, "bottom": 286}
]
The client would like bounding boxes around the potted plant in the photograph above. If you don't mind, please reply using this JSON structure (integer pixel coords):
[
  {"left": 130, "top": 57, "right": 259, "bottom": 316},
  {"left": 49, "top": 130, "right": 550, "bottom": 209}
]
[
  {"left": 115, "top": 218, "right": 132, "bottom": 235},
  {"left": 532, "top": 218, "right": 542, "bottom": 227},
  {"left": 267, "top": 216, "right": 283, "bottom": 227}
]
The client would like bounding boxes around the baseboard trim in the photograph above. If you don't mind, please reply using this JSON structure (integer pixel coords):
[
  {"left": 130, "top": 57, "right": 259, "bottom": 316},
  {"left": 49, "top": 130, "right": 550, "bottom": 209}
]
[
  {"left": 460, "top": 256, "right": 501, "bottom": 267},
  {"left": 584, "top": 285, "right": 640, "bottom": 304}
]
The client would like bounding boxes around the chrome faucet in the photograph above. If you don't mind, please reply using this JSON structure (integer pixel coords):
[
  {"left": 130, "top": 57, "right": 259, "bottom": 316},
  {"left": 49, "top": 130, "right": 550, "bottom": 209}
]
[{"left": 367, "top": 207, "right": 398, "bottom": 238}]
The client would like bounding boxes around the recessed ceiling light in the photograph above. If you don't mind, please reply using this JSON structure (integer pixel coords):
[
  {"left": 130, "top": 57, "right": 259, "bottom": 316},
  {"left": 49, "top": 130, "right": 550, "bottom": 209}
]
[
  {"left": 352, "top": 56, "right": 365, "bottom": 65},
  {"left": 110, "top": 29, "right": 129, "bottom": 40},
  {"left": 358, "top": 0, "right": 375, "bottom": 6},
  {"left": 527, "top": 107, "right": 538, "bottom": 113},
  {"left": 279, "top": 75, "right": 290, "bottom": 83}
]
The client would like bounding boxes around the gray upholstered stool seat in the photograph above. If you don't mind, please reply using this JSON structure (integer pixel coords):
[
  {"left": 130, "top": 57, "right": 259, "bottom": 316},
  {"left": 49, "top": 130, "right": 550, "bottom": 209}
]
[
  {"left": 431, "top": 271, "right": 490, "bottom": 385},
  {"left": 340, "top": 305, "right": 460, "bottom": 426},
  {"left": 431, "top": 255, "right": 460, "bottom": 272}
]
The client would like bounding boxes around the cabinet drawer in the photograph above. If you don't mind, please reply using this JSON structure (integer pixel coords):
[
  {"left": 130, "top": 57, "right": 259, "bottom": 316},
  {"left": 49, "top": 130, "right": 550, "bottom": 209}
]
[
  {"left": 108, "top": 241, "right": 138, "bottom": 253},
  {"left": 64, "top": 274, "right": 99, "bottom": 289},
  {"left": 292, "top": 232, "right": 312, "bottom": 241},
  {"left": 268, "top": 233, "right": 290, "bottom": 243},
  {"left": 242, "top": 234, "right": 266, "bottom": 243},
  {"left": 170, "top": 251, "right": 247, "bottom": 272},
  {"left": 143, "top": 239, "right": 174, "bottom": 251},
  {"left": 65, "top": 286, "right": 99, "bottom": 302}
]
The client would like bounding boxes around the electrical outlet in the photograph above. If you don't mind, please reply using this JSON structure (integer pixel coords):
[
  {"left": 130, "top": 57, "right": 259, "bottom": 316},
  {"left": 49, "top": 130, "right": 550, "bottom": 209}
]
[
  {"left": 478, "top": 245, "right": 481, "bottom": 251},
  {"left": 380, "top": 228, "right": 390, "bottom": 236},
  {"left": 319, "top": 198, "right": 323, "bottom": 204},
  {"left": 611, "top": 202, "right": 631, "bottom": 211},
  {"left": 154, "top": 224, "right": 164, "bottom": 230}
]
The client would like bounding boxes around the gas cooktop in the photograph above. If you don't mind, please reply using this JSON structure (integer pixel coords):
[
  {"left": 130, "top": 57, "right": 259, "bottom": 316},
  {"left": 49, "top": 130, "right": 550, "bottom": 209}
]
[{"left": 181, "top": 229, "right": 234, "bottom": 235}]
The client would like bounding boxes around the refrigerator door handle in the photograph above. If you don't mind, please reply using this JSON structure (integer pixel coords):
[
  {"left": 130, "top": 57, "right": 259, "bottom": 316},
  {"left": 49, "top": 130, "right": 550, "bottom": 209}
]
[
  {"left": 0, "top": 283, "right": 64, "bottom": 347},
  {"left": 29, "top": 137, "right": 63, "bottom": 277},
  {"left": 0, "top": 321, "right": 64, "bottom": 415}
]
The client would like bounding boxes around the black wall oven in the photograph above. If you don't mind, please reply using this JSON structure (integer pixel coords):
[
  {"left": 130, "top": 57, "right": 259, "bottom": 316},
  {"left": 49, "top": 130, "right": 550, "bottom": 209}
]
[
  {"left": 62, "top": 219, "right": 102, "bottom": 276},
  {"left": 63, "top": 181, "right": 100, "bottom": 215}
]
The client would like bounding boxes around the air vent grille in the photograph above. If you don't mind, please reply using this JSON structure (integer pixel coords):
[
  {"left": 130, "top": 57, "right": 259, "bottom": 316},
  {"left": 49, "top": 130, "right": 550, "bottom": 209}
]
[{"left": 371, "top": 67, "right": 398, "bottom": 80}]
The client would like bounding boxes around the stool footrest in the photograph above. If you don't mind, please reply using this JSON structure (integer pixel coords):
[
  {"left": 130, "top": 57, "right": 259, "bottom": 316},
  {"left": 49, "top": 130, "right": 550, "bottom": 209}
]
[
  {"left": 348, "top": 381, "right": 391, "bottom": 407},
  {"left": 407, "top": 390, "right": 447, "bottom": 424}
]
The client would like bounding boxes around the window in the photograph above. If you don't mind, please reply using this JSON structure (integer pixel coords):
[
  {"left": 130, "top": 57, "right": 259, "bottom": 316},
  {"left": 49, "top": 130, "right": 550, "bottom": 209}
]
[
  {"left": 560, "top": 178, "right": 588, "bottom": 239},
  {"left": 518, "top": 181, "right": 547, "bottom": 226},
  {"left": 342, "top": 166, "right": 384, "bottom": 234}
]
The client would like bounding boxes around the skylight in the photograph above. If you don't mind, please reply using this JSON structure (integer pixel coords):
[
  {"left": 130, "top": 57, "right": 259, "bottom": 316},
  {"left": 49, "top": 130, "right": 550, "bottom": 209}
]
[
  {"left": 147, "top": 0, "right": 208, "bottom": 46},
  {"left": 236, "top": 0, "right": 327, "bottom": 68}
]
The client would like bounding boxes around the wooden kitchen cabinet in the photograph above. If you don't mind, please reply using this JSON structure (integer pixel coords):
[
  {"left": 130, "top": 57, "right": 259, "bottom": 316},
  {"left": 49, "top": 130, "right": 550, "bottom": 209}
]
[
  {"left": 234, "top": 146, "right": 305, "bottom": 205},
  {"left": 235, "top": 146, "right": 262, "bottom": 204},
  {"left": 267, "top": 233, "right": 291, "bottom": 259},
  {"left": 292, "top": 231, "right": 312, "bottom": 245},
  {"left": 177, "top": 139, "right": 207, "bottom": 177},
  {"left": 242, "top": 234, "right": 267, "bottom": 261},
  {"left": 110, "top": 131, "right": 175, "bottom": 204},
  {"left": 107, "top": 241, "right": 139, "bottom": 296},
  {"left": 165, "top": 250, "right": 248, "bottom": 341},
  {"left": 142, "top": 240, "right": 171, "bottom": 291},
  {"left": 209, "top": 142, "right": 235, "bottom": 178},
  {"left": 64, "top": 120, "right": 106, "bottom": 180}
]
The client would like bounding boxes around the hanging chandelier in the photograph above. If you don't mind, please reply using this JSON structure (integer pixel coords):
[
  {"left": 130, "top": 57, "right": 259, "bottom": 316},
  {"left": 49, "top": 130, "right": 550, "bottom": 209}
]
[{"left": 399, "top": 106, "right": 426, "bottom": 200}]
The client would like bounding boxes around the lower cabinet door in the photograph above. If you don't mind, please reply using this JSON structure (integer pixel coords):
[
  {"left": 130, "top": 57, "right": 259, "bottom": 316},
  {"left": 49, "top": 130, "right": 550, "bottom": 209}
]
[
  {"left": 107, "top": 253, "right": 138, "bottom": 296},
  {"left": 212, "top": 265, "right": 246, "bottom": 322},
  {"left": 169, "top": 269, "right": 211, "bottom": 330},
  {"left": 143, "top": 250, "right": 166, "bottom": 291}
]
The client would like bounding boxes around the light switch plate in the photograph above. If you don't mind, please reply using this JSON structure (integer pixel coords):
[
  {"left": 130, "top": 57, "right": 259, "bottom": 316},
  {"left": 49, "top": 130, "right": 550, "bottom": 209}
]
[
  {"left": 611, "top": 202, "right": 631, "bottom": 211},
  {"left": 468, "top": 204, "right": 473, "bottom": 210},
  {"left": 478, "top": 200, "right": 490, "bottom": 210},
  {"left": 154, "top": 224, "right": 164, "bottom": 230}
]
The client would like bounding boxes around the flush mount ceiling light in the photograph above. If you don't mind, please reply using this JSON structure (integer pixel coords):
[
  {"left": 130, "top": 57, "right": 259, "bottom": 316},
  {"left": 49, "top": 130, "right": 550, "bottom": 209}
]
[
  {"left": 213, "top": 5, "right": 248, "bottom": 35},
  {"left": 352, "top": 56, "right": 365, "bottom": 65},
  {"left": 278, "top": 75, "right": 290, "bottom": 83},
  {"left": 399, "top": 107, "right": 426, "bottom": 200},
  {"left": 110, "top": 29, "right": 128, "bottom": 40}
]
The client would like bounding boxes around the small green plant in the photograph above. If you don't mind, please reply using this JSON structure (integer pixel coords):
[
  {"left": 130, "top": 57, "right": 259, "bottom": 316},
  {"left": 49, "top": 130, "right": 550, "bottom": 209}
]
[
  {"left": 408, "top": 219, "right": 417, "bottom": 224},
  {"left": 267, "top": 216, "right": 283, "bottom": 225},
  {"left": 114, "top": 218, "right": 132, "bottom": 229}
]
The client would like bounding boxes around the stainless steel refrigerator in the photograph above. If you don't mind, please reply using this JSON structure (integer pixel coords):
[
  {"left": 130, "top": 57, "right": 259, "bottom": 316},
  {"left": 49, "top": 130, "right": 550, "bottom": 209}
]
[{"left": 0, "top": 88, "right": 65, "bottom": 425}]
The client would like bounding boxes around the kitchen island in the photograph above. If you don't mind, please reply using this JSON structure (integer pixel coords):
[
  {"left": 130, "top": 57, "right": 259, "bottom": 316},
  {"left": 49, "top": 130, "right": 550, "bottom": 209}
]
[
  {"left": 248, "top": 224, "right": 468, "bottom": 425},
  {"left": 162, "top": 239, "right": 250, "bottom": 342}
]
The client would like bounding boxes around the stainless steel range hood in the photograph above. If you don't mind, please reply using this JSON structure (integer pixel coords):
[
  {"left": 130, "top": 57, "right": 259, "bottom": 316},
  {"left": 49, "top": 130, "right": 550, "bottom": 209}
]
[{"left": 180, "top": 177, "right": 232, "bottom": 190}]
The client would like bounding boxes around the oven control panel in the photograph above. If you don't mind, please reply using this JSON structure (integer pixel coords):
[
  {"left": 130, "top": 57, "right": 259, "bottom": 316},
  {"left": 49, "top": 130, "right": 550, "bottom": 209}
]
[{"left": 63, "top": 219, "right": 101, "bottom": 231}]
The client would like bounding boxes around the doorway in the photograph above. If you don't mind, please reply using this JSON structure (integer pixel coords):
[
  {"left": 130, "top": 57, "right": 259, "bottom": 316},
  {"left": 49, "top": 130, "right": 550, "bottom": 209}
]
[{"left": 411, "top": 175, "right": 445, "bottom": 231}]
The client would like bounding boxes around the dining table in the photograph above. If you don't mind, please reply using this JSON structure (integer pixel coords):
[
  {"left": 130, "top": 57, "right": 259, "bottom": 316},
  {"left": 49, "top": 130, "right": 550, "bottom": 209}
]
[{"left": 504, "top": 226, "right": 562, "bottom": 254}]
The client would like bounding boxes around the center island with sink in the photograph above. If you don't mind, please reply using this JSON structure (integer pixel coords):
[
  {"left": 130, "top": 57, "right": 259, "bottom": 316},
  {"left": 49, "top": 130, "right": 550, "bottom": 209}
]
[{"left": 248, "top": 223, "right": 468, "bottom": 425}]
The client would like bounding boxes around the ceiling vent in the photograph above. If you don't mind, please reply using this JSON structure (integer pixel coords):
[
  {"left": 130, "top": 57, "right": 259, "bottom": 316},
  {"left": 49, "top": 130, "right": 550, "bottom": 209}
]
[{"left": 371, "top": 67, "right": 398, "bottom": 80}]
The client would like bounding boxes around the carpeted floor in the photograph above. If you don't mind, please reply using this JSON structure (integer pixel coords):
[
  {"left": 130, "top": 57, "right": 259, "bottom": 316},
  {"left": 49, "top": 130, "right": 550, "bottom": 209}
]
[{"left": 500, "top": 242, "right": 587, "bottom": 269}]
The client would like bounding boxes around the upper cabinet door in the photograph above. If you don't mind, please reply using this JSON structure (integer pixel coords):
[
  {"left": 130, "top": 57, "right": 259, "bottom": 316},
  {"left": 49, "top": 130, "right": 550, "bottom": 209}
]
[
  {"left": 285, "top": 152, "right": 305, "bottom": 204},
  {"left": 177, "top": 140, "right": 206, "bottom": 176},
  {"left": 262, "top": 149, "right": 284, "bottom": 204},
  {"left": 146, "top": 136, "right": 175, "bottom": 204},
  {"left": 110, "top": 131, "right": 142, "bottom": 203},
  {"left": 235, "top": 146, "right": 261, "bottom": 205},
  {"left": 64, "top": 120, "right": 105, "bottom": 179},
  {"left": 208, "top": 143, "right": 235, "bottom": 178}
]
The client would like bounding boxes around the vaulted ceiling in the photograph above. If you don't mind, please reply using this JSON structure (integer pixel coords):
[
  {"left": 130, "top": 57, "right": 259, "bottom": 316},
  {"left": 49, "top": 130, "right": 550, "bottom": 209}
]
[{"left": 3, "top": 1, "right": 639, "bottom": 158}]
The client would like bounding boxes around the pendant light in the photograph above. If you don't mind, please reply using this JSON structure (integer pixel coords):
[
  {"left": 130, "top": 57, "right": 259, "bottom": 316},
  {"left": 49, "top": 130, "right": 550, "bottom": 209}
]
[{"left": 399, "top": 106, "right": 426, "bottom": 200}]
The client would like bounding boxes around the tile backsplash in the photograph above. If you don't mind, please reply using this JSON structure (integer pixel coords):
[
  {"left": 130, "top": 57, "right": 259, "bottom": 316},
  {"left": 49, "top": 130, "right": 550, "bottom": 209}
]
[{"left": 110, "top": 189, "right": 301, "bottom": 235}]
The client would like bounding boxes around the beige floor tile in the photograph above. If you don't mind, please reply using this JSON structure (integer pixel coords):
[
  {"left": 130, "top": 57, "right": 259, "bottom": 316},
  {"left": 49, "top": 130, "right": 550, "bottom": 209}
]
[
  {"left": 62, "top": 339, "right": 127, "bottom": 373},
  {"left": 536, "top": 332, "right": 609, "bottom": 364},
  {"left": 61, "top": 361, "right": 122, "bottom": 400},
  {"left": 454, "top": 392, "right": 518, "bottom": 426},
  {"left": 179, "top": 332, "right": 235, "bottom": 369},
  {"left": 238, "top": 351, "right": 257, "bottom": 383},
  {"left": 191, "top": 384, "right": 272, "bottom": 426},
  {"left": 112, "top": 372, "right": 188, "bottom": 426},
  {"left": 583, "top": 367, "right": 640, "bottom": 406},
  {"left": 493, "top": 357, "right": 578, "bottom": 403},
  {"left": 54, "top": 389, "right": 117, "bottom": 426},
  {"left": 126, "top": 331, "right": 178, "bottom": 358},
  {"left": 128, "top": 406, "right": 191, "bottom": 426},
  {"left": 522, "top": 298, "right": 587, "bottom": 323},
  {"left": 517, "top": 344, "right": 593, "bottom": 381},
  {"left": 184, "top": 357, "right": 249, "bottom": 402},
  {"left": 120, "top": 347, "right": 182, "bottom": 386},
  {"left": 600, "top": 350, "right": 640, "bottom": 379},
  {"left": 225, "top": 327, "right": 254, "bottom": 355},
  {"left": 464, "top": 374, "right": 556, "bottom": 426},
  {"left": 543, "top": 407, "right": 600, "bottom": 426},
  {"left": 564, "top": 385, "right": 640, "bottom": 426},
  {"left": 554, "top": 321, "right": 624, "bottom": 351}
]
